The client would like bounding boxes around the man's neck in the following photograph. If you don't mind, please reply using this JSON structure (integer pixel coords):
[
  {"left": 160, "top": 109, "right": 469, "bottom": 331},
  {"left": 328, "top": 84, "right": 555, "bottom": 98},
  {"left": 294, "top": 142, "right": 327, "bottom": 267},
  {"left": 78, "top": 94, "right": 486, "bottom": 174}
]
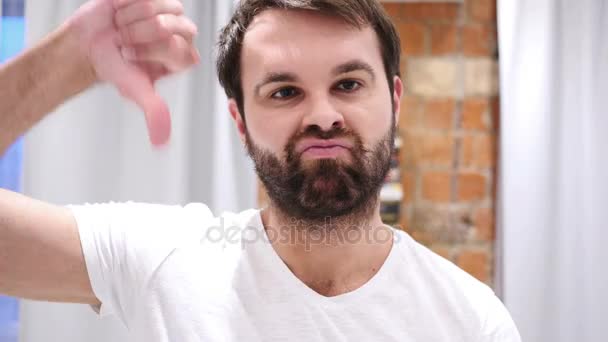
[{"left": 260, "top": 202, "right": 394, "bottom": 297}]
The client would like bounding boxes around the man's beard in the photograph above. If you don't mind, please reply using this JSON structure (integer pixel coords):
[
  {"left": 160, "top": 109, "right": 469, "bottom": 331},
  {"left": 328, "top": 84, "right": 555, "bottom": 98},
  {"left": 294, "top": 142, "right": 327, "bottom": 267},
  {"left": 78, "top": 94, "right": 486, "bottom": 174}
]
[{"left": 244, "top": 114, "right": 396, "bottom": 230}]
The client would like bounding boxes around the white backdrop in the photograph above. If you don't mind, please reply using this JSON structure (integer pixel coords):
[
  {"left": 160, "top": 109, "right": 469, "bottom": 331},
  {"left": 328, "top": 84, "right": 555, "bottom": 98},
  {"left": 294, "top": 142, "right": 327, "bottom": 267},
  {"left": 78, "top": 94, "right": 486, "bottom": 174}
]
[
  {"left": 498, "top": 0, "right": 608, "bottom": 341},
  {"left": 19, "top": 1, "right": 256, "bottom": 341}
]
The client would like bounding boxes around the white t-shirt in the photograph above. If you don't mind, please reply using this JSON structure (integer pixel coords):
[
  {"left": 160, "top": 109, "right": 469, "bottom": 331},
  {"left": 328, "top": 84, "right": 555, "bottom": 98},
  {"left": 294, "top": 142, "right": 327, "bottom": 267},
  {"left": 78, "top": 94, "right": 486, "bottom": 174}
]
[{"left": 68, "top": 201, "right": 521, "bottom": 342}]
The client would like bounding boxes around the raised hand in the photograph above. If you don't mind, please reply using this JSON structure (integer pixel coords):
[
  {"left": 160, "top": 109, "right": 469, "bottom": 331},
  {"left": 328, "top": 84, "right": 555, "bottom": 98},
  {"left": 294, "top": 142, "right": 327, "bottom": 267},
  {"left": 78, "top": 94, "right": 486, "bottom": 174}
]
[{"left": 69, "top": 0, "right": 200, "bottom": 146}]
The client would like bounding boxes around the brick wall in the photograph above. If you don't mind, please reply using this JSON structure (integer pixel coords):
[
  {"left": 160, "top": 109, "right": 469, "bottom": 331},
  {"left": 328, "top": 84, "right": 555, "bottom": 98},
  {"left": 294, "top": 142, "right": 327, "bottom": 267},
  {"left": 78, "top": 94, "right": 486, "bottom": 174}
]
[{"left": 384, "top": 0, "right": 499, "bottom": 286}]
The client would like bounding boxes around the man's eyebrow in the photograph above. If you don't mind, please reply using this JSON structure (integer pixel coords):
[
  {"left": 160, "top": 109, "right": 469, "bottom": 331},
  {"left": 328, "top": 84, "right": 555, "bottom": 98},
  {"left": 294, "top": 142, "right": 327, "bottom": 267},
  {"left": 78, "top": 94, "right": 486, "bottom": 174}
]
[
  {"left": 332, "top": 60, "right": 376, "bottom": 80},
  {"left": 254, "top": 72, "right": 299, "bottom": 97}
]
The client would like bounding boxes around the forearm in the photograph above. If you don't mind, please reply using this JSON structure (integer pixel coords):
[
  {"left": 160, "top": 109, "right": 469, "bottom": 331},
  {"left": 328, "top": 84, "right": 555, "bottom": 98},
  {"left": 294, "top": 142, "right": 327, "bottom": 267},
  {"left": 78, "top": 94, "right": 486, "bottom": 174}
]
[{"left": 0, "top": 22, "right": 97, "bottom": 154}]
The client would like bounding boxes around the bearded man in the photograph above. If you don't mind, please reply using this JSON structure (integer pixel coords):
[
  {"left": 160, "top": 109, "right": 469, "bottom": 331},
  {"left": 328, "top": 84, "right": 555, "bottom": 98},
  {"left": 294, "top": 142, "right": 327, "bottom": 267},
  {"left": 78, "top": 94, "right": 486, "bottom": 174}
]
[{"left": 0, "top": 0, "right": 520, "bottom": 341}]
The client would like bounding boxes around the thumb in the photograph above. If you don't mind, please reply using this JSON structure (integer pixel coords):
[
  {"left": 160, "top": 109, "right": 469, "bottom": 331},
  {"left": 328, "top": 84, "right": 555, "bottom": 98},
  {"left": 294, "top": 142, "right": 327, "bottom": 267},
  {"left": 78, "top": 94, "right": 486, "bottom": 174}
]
[
  {"left": 91, "top": 31, "right": 172, "bottom": 146},
  {"left": 116, "top": 65, "right": 171, "bottom": 146}
]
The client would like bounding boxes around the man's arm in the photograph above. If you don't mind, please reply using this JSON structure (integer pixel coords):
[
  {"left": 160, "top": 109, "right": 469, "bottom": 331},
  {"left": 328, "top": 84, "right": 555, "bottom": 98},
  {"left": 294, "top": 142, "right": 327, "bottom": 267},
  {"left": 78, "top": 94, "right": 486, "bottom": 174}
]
[
  {"left": 0, "top": 189, "right": 99, "bottom": 305},
  {"left": 0, "top": 0, "right": 198, "bottom": 305},
  {"left": 0, "top": 0, "right": 198, "bottom": 152},
  {"left": 0, "top": 24, "right": 96, "bottom": 155}
]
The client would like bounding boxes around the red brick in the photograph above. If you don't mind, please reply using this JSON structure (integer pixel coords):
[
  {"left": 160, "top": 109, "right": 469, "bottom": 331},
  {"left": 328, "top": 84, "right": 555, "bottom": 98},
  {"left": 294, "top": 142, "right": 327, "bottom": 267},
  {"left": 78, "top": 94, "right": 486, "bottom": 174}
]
[
  {"left": 476, "top": 133, "right": 496, "bottom": 168},
  {"left": 463, "top": 25, "right": 495, "bottom": 56},
  {"left": 491, "top": 96, "right": 500, "bottom": 131},
  {"left": 422, "top": 171, "right": 452, "bottom": 203},
  {"left": 398, "top": 22, "right": 427, "bottom": 56},
  {"left": 431, "top": 245, "right": 451, "bottom": 260},
  {"left": 474, "top": 206, "right": 495, "bottom": 241},
  {"left": 399, "top": 95, "right": 421, "bottom": 128},
  {"left": 467, "top": 0, "right": 496, "bottom": 23},
  {"left": 462, "top": 98, "right": 489, "bottom": 130},
  {"left": 430, "top": 24, "right": 459, "bottom": 55},
  {"left": 401, "top": 131, "right": 454, "bottom": 168},
  {"left": 461, "top": 134, "right": 496, "bottom": 168},
  {"left": 425, "top": 99, "right": 455, "bottom": 130},
  {"left": 395, "top": 220, "right": 408, "bottom": 233},
  {"left": 399, "top": 207, "right": 412, "bottom": 233},
  {"left": 402, "top": 3, "right": 461, "bottom": 21},
  {"left": 461, "top": 135, "right": 475, "bottom": 167},
  {"left": 457, "top": 249, "right": 489, "bottom": 282},
  {"left": 411, "top": 207, "right": 453, "bottom": 243},
  {"left": 383, "top": 3, "right": 403, "bottom": 20},
  {"left": 401, "top": 170, "right": 416, "bottom": 204},
  {"left": 457, "top": 173, "right": 486, "bottom": 201},
  {"left": 411, "top": 230, "right": 433, "bottom": 245},
  {"left": 399, "top": 132, "right": 416, "bottom": 168},
  {"left": 421, "top": 134, "right": 454, "bottom": 166}
]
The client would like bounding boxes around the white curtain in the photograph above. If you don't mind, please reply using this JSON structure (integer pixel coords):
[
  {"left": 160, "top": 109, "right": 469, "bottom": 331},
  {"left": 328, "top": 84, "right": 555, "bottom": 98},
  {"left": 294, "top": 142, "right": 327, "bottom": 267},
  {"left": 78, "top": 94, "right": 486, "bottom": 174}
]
[
  {"left": 498, "top": 0, "right": 608, "bottom": 341},
  {"left": 19, "top": 1, "right": 256, "bottom": 341}
]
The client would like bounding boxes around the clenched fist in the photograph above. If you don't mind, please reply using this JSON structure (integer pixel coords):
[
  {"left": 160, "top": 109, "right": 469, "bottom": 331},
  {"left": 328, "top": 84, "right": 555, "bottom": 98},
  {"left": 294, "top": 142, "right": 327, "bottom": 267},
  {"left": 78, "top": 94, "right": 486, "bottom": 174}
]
[{"left": 68, "top": 0, "right": 200, "bottom": 146}]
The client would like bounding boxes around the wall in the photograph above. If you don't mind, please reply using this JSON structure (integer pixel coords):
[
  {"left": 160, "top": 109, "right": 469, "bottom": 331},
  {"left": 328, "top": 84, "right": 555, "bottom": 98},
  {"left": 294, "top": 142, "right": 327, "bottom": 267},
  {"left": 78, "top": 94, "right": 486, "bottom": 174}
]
[
  {"left": 384, "top": 0, "right": 499, "bottom": 286},
  {"left": 0, "top": 0, "right": 25, "bottom": 340}
]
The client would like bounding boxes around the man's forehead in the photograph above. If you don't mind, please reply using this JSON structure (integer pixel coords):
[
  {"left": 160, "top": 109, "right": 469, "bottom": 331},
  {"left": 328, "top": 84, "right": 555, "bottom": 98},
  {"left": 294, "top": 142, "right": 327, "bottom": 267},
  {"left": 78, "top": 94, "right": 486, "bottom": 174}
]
[
  {"left": 241, "top": 9, "right": 382, "bottom": 78},
  {"left": 246, "top": 8, "right": 355, "bottom": 34}
]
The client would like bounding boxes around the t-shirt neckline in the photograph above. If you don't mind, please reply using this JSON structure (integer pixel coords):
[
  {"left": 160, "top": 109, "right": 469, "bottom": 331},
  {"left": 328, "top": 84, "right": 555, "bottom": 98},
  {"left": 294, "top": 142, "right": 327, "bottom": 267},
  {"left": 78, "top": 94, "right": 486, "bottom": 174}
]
[{"left": 251, "top": 209, "right": 399, "bottom": 306}]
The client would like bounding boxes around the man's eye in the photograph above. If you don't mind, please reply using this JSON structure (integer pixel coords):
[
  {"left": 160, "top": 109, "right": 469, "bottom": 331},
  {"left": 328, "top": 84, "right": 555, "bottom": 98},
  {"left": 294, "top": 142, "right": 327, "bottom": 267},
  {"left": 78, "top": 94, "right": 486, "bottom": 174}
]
[
  {"left": 271, "top": 87, "right": 298, "bottom": 99},
  {"left": 337, "top": 80, "right": 361, "bottom": 92}
]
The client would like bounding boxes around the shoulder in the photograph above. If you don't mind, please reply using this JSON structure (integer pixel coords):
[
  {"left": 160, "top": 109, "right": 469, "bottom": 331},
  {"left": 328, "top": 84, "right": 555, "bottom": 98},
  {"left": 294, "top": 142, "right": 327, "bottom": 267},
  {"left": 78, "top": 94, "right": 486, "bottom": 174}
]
[
  {"left": 68, "top": 201, "right": 264, "bottom": 262},
  {"left": 69, "top": 201, "right": 215, "bottom": 243},
  {"left": 391, "top": 228, "right": 490, "bottom": 294},
  {"left": 391, "top": 228, "right": 520, "bottom": 340}
]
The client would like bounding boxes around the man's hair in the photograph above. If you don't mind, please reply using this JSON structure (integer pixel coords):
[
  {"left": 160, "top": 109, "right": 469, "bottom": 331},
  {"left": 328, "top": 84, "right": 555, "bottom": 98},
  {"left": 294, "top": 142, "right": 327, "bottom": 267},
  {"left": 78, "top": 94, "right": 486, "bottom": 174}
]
[{"left": 216, "top": 0, "right": 402, "bottom": 118}]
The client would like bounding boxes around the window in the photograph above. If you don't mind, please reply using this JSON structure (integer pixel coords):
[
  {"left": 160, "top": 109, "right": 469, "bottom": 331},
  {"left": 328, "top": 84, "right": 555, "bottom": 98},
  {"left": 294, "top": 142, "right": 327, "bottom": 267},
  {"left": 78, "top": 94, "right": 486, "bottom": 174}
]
[{"left": 0, "top": 1, "right": 25, "bottom": 341}]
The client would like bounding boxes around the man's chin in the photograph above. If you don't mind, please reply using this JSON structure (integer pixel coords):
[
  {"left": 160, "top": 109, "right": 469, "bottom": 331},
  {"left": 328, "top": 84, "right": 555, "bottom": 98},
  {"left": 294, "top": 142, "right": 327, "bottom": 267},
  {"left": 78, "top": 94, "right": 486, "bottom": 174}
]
[
  {"left": 311, "top": 177, "right": 340, "bottom": 192},
  {"left": 300, "top": 158, "right": 350, "bottom": 177},
  {"left": 295, "top": 206, "right": 352, "bottom": 222}
]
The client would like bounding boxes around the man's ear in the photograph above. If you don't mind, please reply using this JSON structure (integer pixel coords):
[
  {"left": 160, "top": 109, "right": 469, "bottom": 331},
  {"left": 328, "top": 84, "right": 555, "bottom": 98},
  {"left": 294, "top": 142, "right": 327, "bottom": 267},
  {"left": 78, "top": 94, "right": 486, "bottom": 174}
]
[
  {"left": 228, "top": 99, "right": 246, "bottom": 145},
  {"left": 392, "top": 76, "right": 404, "bottom": 128}
]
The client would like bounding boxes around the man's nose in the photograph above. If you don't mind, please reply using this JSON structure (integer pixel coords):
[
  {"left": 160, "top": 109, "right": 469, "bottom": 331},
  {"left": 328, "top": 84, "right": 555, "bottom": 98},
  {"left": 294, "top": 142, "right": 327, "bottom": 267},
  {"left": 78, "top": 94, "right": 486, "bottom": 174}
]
[{"left": 301, "top": 95, "right": 345, "bottom": 132}]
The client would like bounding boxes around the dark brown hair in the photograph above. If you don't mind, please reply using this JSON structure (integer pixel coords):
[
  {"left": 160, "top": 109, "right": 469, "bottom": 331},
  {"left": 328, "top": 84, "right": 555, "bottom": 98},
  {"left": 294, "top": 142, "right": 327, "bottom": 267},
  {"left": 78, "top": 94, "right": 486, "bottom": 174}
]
[{"left": 216, "top": 0, "right": 402, "bottom": 119}]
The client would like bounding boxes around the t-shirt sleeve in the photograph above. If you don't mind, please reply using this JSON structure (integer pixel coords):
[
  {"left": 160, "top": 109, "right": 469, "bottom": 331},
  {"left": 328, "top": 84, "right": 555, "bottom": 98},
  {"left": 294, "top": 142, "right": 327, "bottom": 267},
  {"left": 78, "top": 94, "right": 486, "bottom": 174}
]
[
  {"left": 478, "top": 292, "right": 522, "bottom": 342},
  {"left": 66, "top": 201, "right": 213, "bottom": 326}
]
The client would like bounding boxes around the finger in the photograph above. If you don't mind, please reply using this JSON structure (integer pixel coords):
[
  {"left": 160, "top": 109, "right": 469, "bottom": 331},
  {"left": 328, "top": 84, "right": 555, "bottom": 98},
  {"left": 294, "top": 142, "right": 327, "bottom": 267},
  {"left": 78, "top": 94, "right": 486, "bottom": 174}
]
[
  {"left": 121, "top": 35, "right": 200, "bottom": 72},
  {"left": 121, "top": 14, "right": 198, "bottom": 45},
  {"left": 112, "top": 0, "right": 140, "bottom": 10},
  {"left": 114, "top": 61, "right": 172, "bottom": 146},
  {"left": 126, "top": 80, "right": 172, "bottom": 146},
  {"left": 138, "top": 62, "right": 171, "bottom": 82},
  {"left": 92, "top": 30, "right": 171, "bottom": 146},
  {"left": 115, "top": 0, "right": 184, "bottom": 27},
  {"left": 120, "top": 14, "right": 197, "bottom": 45}
]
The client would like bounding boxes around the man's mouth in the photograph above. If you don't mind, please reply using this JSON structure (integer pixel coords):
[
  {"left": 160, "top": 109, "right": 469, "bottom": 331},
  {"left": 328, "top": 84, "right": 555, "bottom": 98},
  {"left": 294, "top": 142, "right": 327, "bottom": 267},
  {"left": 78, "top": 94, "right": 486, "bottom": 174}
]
[
  {"left": 302, "top": 145, "right": 349, "bottom": 158},
  {"left": 297, "top": 138, "right": 353, "bottom": 154}
]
